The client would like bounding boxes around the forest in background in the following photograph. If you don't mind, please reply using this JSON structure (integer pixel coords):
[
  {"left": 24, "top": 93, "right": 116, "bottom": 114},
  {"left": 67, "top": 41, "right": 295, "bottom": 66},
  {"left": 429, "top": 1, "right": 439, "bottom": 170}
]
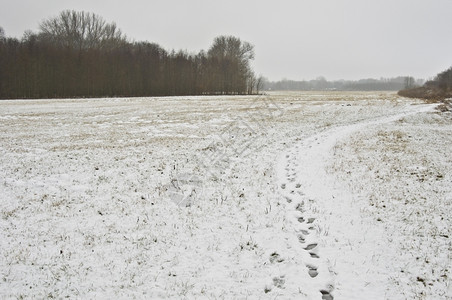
[
  {"left": 0, "top": 10, "right": 262, "bottom": 99},
  {"left": 1, "top": 10, "right": 442, "bottom": 100},
  {"left": 262, "top": 76, "right": 423, "bottom": 92}
]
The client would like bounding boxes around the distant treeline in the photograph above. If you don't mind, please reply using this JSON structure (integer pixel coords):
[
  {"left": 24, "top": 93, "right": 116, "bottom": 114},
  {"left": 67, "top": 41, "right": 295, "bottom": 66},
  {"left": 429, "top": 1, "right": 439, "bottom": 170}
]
[
  {"left": 263, "top": 76, "right": 423, "bottom": 91},
  {"left": 398, "top": 66, "right": 452, "bottom": 101},
  {"left": 0, "top": 10, "right": 261, "bottom": 99}
]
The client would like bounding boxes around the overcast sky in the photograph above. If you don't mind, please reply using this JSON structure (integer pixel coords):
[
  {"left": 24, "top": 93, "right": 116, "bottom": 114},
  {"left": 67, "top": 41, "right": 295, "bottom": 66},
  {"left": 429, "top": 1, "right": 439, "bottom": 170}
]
[{"left": 1, "top": 0, "right": 452, "bottom": 81}]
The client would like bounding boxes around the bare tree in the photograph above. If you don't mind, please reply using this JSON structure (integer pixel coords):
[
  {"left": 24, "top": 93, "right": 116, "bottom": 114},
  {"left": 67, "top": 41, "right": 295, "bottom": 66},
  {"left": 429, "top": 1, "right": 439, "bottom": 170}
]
[
  {"left": 0, "top": 26, "right": 5, "bottom": 40},
  {"left": 39, "top": 10, "right": 126, "bottom": 50},
  {"left": 247, "top": 71, "right": 256, "bottom": 94},
  {"left": 404, "top": 76, "right": 415, "bottom": 89},
  {"left": 256, "top": 75, "right": 265, "bottom": 94},
  {"left": 207, "top": 36, "right": 255, "bottom": 94}
]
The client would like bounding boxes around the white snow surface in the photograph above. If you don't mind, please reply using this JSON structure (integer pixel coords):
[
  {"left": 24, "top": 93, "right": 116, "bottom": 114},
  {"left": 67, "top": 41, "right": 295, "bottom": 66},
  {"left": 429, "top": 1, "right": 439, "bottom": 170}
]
[{"left": 0, "top": 92, "right": 451, "bottom": 299}]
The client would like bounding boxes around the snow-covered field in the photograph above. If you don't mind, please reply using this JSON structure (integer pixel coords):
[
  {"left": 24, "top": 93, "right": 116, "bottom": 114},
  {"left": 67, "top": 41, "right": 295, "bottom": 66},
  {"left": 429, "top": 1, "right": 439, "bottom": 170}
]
[{"left": 0, "top": 92, "right": 451, "bottom": 299}]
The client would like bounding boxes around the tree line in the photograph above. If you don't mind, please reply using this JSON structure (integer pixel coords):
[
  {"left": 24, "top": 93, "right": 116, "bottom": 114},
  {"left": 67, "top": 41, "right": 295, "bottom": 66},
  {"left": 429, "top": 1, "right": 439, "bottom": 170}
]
[
  {"left": 262, "top": 76, "right": 423, "bottom": 92},
  {"left": 426, "top": 66, "right": 452, "bottom": 91},
  {"left": 398, "top": 66, "right": 452, "bottom": 101},
  {"left": 0, "top": 10, "right": 261, "bottom": 99}
]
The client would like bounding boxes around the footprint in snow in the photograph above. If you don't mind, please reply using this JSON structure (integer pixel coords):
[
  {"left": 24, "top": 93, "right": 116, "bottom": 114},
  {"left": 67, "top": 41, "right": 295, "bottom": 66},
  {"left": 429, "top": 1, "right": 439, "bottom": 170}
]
[
  {"left": 269, "top": 252, "right": 284, "bottom": 263},
  {"left": 307, "top": 217, "right": 316, "bottom": 224},
  {"left": 320, "top": 290, "right": 334, "bottom": 300},
  {"left": 281, "top": 183, "right": 286, "bottom": 189},
  {"left": 273, "top": 275, "right": 285, "bottom": 288},
  {"left": 295, "top": 202, "right": 304, "bottom": 212},
  {"left": 307, "top": 265, "right": 318, "bottom": 278},
  {"left": 310, "top": 252, "right": 320, "bottom": 258},
  {"left": 298, "top": 234, "right": 305, "bottom": 243},
  {"left": 304, "top": 243, "right": 317, "bottom": 251}
]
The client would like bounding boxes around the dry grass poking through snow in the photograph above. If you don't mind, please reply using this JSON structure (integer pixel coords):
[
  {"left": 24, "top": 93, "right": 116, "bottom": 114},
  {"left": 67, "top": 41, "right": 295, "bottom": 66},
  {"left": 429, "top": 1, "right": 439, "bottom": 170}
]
[
  {"left": 0, "top": 92, "right": 450, "bottom": 299},
  {"left": 330, "top": 110, "right": 452, "bottom": 299}
]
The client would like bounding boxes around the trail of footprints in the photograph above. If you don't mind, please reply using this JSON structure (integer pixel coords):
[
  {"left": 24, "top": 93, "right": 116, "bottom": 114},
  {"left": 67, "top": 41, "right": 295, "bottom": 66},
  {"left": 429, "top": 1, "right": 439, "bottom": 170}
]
[{"left": 275, "top": 151, "right": 334, "bottom": 300}]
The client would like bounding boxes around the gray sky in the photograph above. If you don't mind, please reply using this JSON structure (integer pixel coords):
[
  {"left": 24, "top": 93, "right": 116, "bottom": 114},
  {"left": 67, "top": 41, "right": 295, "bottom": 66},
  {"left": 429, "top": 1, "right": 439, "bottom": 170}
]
[{"left": 1, "top": 0, "right": 452, "bottom": 81}]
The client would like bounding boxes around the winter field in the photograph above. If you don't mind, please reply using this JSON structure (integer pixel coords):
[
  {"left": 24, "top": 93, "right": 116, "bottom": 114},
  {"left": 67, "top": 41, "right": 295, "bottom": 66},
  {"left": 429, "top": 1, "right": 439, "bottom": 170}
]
[{"left": 0, "top": 92, "right": 451, "bottom": 299}]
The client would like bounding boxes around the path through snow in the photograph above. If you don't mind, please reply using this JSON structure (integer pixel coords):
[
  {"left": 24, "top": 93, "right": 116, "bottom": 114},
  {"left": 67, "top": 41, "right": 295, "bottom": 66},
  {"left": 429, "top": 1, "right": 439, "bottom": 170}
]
[
  {"left": 1, "top": 93, "right": 449, "bottom": 299},
  {"left": 277, "top": 103, "right": 439, "bottom": 299}
]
